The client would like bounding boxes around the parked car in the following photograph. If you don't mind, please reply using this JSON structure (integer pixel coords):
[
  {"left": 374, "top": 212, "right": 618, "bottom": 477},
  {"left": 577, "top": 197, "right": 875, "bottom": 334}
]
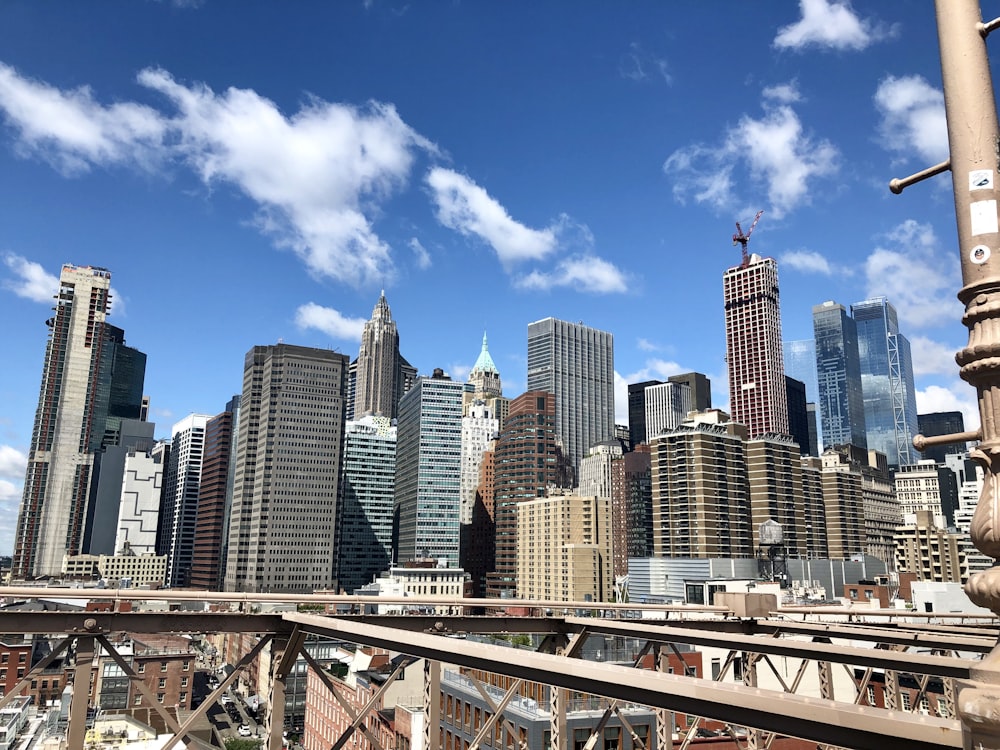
[{"left": 238, "top": 725, "right": 252, "bottom": 737}]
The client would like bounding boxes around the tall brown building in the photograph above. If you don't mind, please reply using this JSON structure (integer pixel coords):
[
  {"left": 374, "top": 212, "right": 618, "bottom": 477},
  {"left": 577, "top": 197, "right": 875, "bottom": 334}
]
[
  {"left": 352, "top": 292, "right": 415, "bottom": 420},
  {"left": 820, "top": 451, "right": 866, "bottom": 559},
  {"left": 190, "top": 397, "right": 239, "bottom": 590},
  {"left": 723, "top": 255, "right": 789, "bottom": 439},
  {"left": 486, "top": 391, "right": 572, "bottom": 598}
]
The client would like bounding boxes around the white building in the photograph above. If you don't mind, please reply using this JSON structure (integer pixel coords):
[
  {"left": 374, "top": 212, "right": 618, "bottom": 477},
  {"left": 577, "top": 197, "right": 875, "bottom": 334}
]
[
  {"left": 355, "top": 563, "right": 466, "bottom": 614},
  {"left": 459, "top": 401, "right": 498, "bottom": 525},
  {"left": 115, "top": 447, "right": 166, "bottom": 555},
  {"left": 894, "top": 459, "right": 945, "bottom": 526},
  {"left": 644, "top": 381, "right": 693, "bottom": 441},
  {"left": 160, "top": 414, "right": 211, "bottom": 587}
]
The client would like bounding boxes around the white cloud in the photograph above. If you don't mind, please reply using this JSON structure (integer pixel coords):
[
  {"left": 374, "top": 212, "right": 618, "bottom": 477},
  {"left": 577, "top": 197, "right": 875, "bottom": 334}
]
[
  {"left": 516, "top": 256, "right": 628, "bottom": 294},
  {"left": 294, "top": 303, "right": 367, "bottom": 340},
  {"left": 0, "top": 445, "right": 27, "bottom": 479},
  {"left": 0, "top": 62, "right": 166, "bottom": 175},
  {"left": 139, "top": 68, "right": 434, "bottom": 288},
  {"left": 910, "top": 336, "right": 958, "bottom": 377},
  {"left": 409, "top": 237, "right": 431, "bottom": 270},
  {"left": 619, "top": 42, "right": 671, "bottom": 84},
  {"left": 0, "top": 479, "right": 17, "bottom": 501},
  {"left": 874, "top": 75, "right": 948, "bottom": 165},
  {"left": 780, "top": 249, "right": 835, "bottom": 275},
  {"left": 762, "top": 82, "right": 801, "bottom": 104},
  {"left": 449, "top": 364, "right": 472, "bottom": 382},
  {"left": 0, "top": 63, "right": 438, "bottom": 289},
  {"left": 637, "top": 338, "right": 660, "bottom": 352},
  {"left": 915, "top": 382, "right": 979, "bottom": 435},
  {"left": 665, "top": 93, "right": 837, "bottom": 219},
  {"left": 864, "top": 219, "right": 961, "bottom": 329},
  {"left": 426, "top": 167, "right": 558, "bottom": 266},
  {"left": 774, "top": 0, "right": 888, "bottom": 52},
  {"left": 2, "top": 253, "right": 58, "bottom": 302}
]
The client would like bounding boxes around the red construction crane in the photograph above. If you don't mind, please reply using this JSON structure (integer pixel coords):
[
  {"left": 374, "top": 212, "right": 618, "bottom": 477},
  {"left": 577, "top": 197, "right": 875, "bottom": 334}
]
[{"left": 732, "top": 210, "right": 764, "bottom": 268}]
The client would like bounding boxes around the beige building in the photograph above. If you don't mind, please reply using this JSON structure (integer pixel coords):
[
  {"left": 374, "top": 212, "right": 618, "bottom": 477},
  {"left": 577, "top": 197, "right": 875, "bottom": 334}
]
[
  {"left": 894, "top": 459, "right": 945, "bottom": 525},
  {"left": 746, "top": 435, "right": 808, "bottom": 555},
  {"left": 516, "top": 493, "right": 612, "bottom": 602},
  {"left": 820, "top": 451, "right": 867, "bottom": 560},
  {"left": 895, "top": 510, "right": 966, "bottom": 583},
  {"left": 650, "top": 411, "right": 751, "bottom": 558}
]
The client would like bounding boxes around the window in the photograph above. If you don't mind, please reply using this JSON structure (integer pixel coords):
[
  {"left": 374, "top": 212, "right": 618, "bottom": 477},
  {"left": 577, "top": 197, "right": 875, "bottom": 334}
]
[
  {"left": 158, "top": 678, "right": 166, "bottom": 689},
  {"left": 137, "top": 663, "right": 145, "bottom": 673},
  {"left": 134, "top": 695, "right": 143, "bottom": 706},
  {"left": 160, "top": 661, "right": 167, "bottom": 672},
  {"left": 603, "top": 727, "right": 621, "bottom": 750},
  {"left": 157, "top": 693, "right": 165, "bottom": 703}
]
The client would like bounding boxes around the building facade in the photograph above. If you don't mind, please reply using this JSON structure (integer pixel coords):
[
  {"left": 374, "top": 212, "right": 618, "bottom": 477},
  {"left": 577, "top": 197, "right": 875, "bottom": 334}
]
[
  {"left": 394, "top": 371, "right": 464, "bottom": 567},
  {"left": 336, "top": 415, "right": 397, "bottom": 594},
  {"left": 812, "top": 301, "right": 867, "bottom": 451},
  {"left": 644, "top": 381, "right": 692, "bottom": 442},
  {"left": 159, "top": 414, "right": 210, "bottom": 588},
  {"left": 114, "top": 447, "right": 166, "bottom": 556},
  {"left": 224, "top": 344, "right": 348, "bottom": 593},
  {"left": 650, "top": 412, "right": 751, "bottom": 558},
  {"left": 723, "top": 255, "right": 789, "bottom": 439},
  {"left": 917, "top": 411, "right": 967, "bottom": 463},
  {"left": 487, "top": 391, "right": 573, "bottom": 598},
  {"left": 852, "top": 297, "right": 919, "bottom": 467},
  {"left": 516, "top": 493, "right": 613, "bottom": 602},
  {"left": 190, "top": 397, "right": 239, "bottom": 590},
  {"left": 14, "top": 265, "right": 146, "bottom": 579},
  {"left": 352, "top": 292, "right": 416, "bottom": 420},
  {"left": 526, "top": 318, "right": 615, "bottom": 473}
]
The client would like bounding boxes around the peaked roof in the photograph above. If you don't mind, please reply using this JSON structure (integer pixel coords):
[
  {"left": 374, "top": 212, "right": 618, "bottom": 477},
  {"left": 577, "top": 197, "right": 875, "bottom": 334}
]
[{"left": 471, "top": 331, "right": 498, "bottom": 374}]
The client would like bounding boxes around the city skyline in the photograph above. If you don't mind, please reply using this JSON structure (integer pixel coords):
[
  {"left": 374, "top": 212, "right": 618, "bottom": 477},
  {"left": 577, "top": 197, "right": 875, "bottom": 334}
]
[{"left": 0, "top": 1, "right": 980, "bottom": 555}]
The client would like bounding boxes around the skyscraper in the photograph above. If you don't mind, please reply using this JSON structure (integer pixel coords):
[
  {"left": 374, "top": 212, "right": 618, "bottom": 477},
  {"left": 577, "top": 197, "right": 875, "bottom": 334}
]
[
  {"left": 394, "top": 369, "right": 464, "bottom": 567},
  {"left": 159, "top": 413, "right": 210, "bottom": 588},
  {"left": 487, "top": 390, "right": 573, "bottom": 597},
  {"left": 812, "top": 301, "right": 866, "bottom": 450},
  {"left": 352, "top": 292, "right": 416, "bottom": 420},
  {"left": 627, "top": 380, "right": 663, "bottom": 448},
  {"left": 224, "top": 344, "right": 348, "bottom": 593},
  {"left": 723, "top": 255, "right": 789, "bottom": 438},
  {"left": 14, "top": 264, "right": 146, "bottom": 580},
  {"left": 335, "top": 415, "right": 396, "bottom": 594},
  {"left": 643, "top": 381, "right": 692, "bottom": 441},
  {"left": 526, "top": 318, "right": 615, "bottom": 473},
  {"left": 852, "top": 297, "right": 919, "bottom": 467},
  {"left": 190, "top": 396, "right": 240, "bottom": 591}
]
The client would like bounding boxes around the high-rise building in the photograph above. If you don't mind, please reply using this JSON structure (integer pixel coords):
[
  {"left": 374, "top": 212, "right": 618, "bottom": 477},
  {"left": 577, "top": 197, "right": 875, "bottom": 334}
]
[
  {"left": 852, "top": 297, "right": 918, "bottom": 467},
  {"left": 578, "top": 441, "right": 627, "bottom": 578},
  {"left": 917, "top": 411, "right": 967, "bottom": 463},
  {"left": 487, "top": 390, "right": 573, "bottom": 598},
  {"left": 812, "top": 301, "right": 867, "bottom": 451},
  {"left": 14, "top": 265, "right": 146, "bottom": 580},
  {"left": 723, "top": 255, "right": 789, "bottom": 438},
  {"left": 650, "top": 411, "right": 752, "bottom": 558},
  {"left": 644, "top": 381, "right": 692, "bottom": 441},
  {"left": 190, "top": 396, "right": 240, "bottom": 591},
  {"left": 627, "top": 380, "right": 663, "bottom": 449},
  {"left": 785, "top": 376, "right": 814, "bottom": 456},
  {"left": 516, "top": 492, "right": 612, "bottom": 602},
  {"left": 460, "top": 401, "right": 499, "bottom": 525},
  {"left": 394, "top": 370, "right": 464, "bottom": 567},
  {"left": 114, "top": 444, "right": 166, "bottom": 557},
  {"left": 159, "top": 414, "right": 210, "bottom": 588},
  {"left": 352, "top": 292, "right": 416, "bottom": 420},
  {"left": 820, "top": 450, "right": 867, "bottom": 560},
  {"left": 85, "top": 418, "right": 155, "bottom": 556},
  {"left": 335, "top": 415, "right": 396, "bottom": 594},
  {"left": 667, "top": 372, "right": 712, "bottom": 413},
  {"left": 620, "top": 445, "right": 653, "bottom": 563},
  {"left": 526, "top": 318, "right": 614, "bottom": 474},
  {"left": 224, "top": 344, "right": 348, "bottom": 593},
  {"left": 783, "top": 339, "right": 819, "bottom": 406},
  {"left": 746, "top": 434, "right": 809, "bottom": 556}
]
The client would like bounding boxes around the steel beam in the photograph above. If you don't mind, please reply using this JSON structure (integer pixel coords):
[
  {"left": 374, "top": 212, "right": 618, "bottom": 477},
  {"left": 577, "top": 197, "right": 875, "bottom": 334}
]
[
  {"left": 561, "top": 617, "right": 975, "bottom": 678},
  {"left": 283, "top": 611, "right": 963, "bottom": 750}
]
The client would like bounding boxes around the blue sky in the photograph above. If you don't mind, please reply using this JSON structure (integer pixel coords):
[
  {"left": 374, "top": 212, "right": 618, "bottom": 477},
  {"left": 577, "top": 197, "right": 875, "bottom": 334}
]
[{"left": 0, "top": 1, "right": 982, "bottom": 555}]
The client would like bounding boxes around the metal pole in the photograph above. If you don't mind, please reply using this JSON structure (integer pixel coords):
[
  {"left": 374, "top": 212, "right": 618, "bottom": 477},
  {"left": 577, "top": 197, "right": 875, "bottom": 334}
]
[{"left": 933, "top": 1, "right": 1000, "bottom": 747}]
